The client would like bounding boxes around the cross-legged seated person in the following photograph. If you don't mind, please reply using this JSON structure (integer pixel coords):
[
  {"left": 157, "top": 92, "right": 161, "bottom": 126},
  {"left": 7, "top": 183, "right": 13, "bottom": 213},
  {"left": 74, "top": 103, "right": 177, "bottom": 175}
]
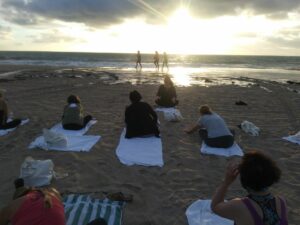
[
  {"left": 211, "top": 151, "right": 288, "bottom": 225},
  {"left": 155, "top": 75, "right": 179, "bottom": 107},
  {"left": 0, "top": 92, "right": 21, "bottom": 130},
  {"left": 184, "top": 105, "right": 234, "bottom": 148},
  {"left": 62, "top": 95, "right": 92, "bottom": 130},
  {"left": 125, "top": 90, "right": 160, "bottom": 138}
]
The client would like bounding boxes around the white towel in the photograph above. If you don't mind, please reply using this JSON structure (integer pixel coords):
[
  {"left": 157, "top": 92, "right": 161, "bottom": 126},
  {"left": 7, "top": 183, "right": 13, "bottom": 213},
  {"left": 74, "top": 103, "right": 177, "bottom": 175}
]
[
  {"left": 51, "top": 120, "right": 97, "bottom": 136},
  {"left": 282, "top": 136, "right": 300, "bottom": 145},
  {"left": 155, "top": 107, "right": 176, "bottom": 113},
  {"left": 116, "top": 129, "right": 163, "bottom": 167},
  {"left": 155, "top": 107, "right": 183, "bottom": 122},
  {"left": 186, "top": 199, "right": 233, "bottom": 225},
  {"left": 0, "top": 119, "right": 29, "bottom": 136},
  {"left": 29, "top": 135, "right": 101, "bottom": 152},
  {"left": 200, "top": 142, "right": 244, "bottom": 157}
]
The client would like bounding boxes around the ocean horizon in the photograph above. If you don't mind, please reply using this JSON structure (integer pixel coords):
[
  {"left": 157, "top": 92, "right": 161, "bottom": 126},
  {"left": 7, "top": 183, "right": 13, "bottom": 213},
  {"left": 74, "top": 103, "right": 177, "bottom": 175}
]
[{"left": 1, "top": 51, "right": 300, "bottom": 83}]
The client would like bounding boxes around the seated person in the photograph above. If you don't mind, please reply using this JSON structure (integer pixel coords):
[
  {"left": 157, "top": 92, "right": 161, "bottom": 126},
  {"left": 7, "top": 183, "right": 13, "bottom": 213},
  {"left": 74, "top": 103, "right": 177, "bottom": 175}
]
[
  {"left": 155, "top": 76, "right": 179, "bottom": 107},
  {"left": 211, "top": 151, "right": 288, "bottom": 225},
  {"left": 125, "top": 90, "right": 160, "bottom": 138},
  {"left": 62, "top": 95, "right": 92, "bottom": 130},
  {"left": 0, "top": 91, "right": 21, "bottom": 130},
  {"left": 184, "top": 105, "right": 234, "bottom": 148},
  {"left": 0, "top": 179, "right": 66, "bottom": 225}
]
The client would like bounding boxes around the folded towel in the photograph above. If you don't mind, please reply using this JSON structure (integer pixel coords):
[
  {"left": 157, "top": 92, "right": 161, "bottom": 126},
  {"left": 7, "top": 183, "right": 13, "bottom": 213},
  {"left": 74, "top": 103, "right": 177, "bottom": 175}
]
[
  {"left": 282, "top": 135, "right": 300, "bottom": 145},
  {"left": 51, "top": 120, "right": 97, "bottom": 136},
  {"left": 116, "top": 129, "right": 163, "bottom": 167},
  {"left": 29, "top": 135, "right": 100, "bottom": 152},
  {"left": 0, "top": 119, "right": 29, "bottom": 136},
  {"left": 63, "top": 194, "right": 125, "bottom": 225},
  {"left": 186, "top": 199, "right": 233, "bottom": 225},
  {"left": 200, "top": 142, "right": 244, "bottom": 157}
]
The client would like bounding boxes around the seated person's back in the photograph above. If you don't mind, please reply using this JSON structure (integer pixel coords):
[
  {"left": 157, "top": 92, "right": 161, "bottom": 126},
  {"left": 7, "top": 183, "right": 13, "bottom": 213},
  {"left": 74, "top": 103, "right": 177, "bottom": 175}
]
[
  {"left": 0, "top": 91, "right": 21, "bottom": 129},
  {"left": 125, "top": 91, "right": 159, "bottom": 138},
  {"left": 155, "top": 76, "right": 178, "bottom": 107},
  {"left": 199, "top": 112, "right": 232, "bottom": 138},
  {"left": 0, "top": 188, "right": 66, "bottom": 225},
  {"left": 62, "top": 95, "right": 92, "bottom": 130}
]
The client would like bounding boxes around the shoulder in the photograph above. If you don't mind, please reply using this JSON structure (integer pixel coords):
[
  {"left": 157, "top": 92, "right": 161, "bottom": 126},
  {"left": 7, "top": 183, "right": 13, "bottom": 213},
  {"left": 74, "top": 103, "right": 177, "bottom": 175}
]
[{"left": 212, "top": 198, "right": 245, "bottom": 220}]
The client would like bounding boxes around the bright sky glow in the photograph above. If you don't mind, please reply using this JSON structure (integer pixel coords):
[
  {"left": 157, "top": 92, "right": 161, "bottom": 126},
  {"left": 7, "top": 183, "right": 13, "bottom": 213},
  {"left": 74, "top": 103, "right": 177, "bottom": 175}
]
[{"left": 1, "top": 1, "right": 300, "bottom": 55}]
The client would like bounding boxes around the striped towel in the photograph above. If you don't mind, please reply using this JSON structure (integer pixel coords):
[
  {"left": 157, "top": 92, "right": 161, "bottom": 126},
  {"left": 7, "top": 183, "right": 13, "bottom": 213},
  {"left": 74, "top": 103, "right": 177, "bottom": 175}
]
[{"left": 63, "top": 194, "right": 125, "bottom": 225}]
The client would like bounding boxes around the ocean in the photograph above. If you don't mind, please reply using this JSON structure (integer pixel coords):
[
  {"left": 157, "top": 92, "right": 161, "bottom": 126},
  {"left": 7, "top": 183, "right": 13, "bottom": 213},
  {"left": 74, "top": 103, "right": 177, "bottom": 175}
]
[{"left": 1, "top": 51, "right": 300, "bottom": 84}]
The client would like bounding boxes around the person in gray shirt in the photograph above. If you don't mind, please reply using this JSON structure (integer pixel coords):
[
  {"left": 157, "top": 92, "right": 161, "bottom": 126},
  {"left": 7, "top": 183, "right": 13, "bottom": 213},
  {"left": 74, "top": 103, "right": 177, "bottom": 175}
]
[{"left": 184, "top": 105, "right": 234, "bottom": 148}]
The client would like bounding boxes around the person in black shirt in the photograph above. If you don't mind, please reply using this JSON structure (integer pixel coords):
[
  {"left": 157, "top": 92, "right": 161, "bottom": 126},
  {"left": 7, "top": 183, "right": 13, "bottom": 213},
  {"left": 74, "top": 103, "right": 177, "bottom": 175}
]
[
  {"left": 155, "top": 75, "right": 179, "bottom": 107},
  {"left": 125, "top": 90, "right": 160, "bottom": 138}
]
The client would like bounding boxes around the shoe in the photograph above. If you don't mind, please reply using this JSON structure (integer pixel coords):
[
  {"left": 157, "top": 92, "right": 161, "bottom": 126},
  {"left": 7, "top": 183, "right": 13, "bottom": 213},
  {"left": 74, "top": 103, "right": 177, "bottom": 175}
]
[{"left": 235, "top": 101, "right": 248, "bottom": 106}]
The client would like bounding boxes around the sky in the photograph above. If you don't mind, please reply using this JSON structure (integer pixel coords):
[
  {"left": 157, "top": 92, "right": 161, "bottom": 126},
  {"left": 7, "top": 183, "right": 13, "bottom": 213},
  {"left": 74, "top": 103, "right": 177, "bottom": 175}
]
[{"left": 1, "top": 0, "right": 300, "bottom": 55}]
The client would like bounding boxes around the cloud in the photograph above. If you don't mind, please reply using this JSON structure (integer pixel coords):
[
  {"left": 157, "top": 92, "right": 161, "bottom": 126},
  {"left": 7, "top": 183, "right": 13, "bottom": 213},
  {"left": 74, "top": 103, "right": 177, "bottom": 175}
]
[
  {"left": 1, "top": 0, "right": 300, "bottom": 28},
  {"left": 0, "top": 24, "right": 11, "bottom": 39},
  {"left": 28, "top": 29, "right": 85, "bottom": 43}
]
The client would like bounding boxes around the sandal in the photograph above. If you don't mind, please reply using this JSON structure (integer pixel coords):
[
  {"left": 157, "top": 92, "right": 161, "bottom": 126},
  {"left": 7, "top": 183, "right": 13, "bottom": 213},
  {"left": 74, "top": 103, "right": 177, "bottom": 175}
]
[{"left": 106, "top": 192, "right": 133, "bottom": 202}]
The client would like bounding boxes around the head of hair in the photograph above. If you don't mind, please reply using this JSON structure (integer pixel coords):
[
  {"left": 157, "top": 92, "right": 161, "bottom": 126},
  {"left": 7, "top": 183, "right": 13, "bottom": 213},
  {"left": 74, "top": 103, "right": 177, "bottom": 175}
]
[
  {"left": 164, "top": 75, "right": 173, "bottom": 87},
  {"left": 239, "top": 150, "right": 281, "bottom": 192},
  {"left": 199, "top": 105, "right": 212, "bottom": 115},
  {"left": 67, "top": 95, "right": 80, "bottom": 104},
  {"left": 129, "top": 90, "right": 142, "bottom": 103}
]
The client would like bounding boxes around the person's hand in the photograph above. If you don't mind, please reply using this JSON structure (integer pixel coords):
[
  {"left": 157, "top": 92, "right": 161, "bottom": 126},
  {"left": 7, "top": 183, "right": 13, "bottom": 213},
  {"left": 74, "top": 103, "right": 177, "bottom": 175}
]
[
  {"left": 183, "top": 127, "right": 192, "bottom": 134},
  {"left": 224, "top": 162, "right": 239, "bottom": 185}
]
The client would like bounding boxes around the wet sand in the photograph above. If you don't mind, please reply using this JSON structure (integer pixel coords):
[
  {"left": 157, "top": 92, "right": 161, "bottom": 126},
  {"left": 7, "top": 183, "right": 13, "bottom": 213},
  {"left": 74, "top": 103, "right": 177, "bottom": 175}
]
[{"left": 0, "top": 66, "right": 300, "bottom": 225}]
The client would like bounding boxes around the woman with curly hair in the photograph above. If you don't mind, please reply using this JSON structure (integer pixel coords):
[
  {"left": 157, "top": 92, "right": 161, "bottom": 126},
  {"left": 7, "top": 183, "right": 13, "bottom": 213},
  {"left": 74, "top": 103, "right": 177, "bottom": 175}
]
[{"left": 211, "top": 151, "right": 288, "bottom": 225}]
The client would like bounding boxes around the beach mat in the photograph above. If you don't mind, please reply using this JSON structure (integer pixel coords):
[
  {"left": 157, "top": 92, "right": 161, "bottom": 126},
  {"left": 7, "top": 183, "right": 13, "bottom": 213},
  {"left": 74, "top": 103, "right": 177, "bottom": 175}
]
[
  {"left": 282, "top": 136, "right": 300, "bottom": 145},
  {"left": 29, "top": 135, "right": 101, "bottom": 152},
  {"left": 64, "top": 194, "right": 125, "bottom": 225},
  {"left": 116, "top": 129, "right": 163, "bottom": 167},
  {"left": 50, "top": 120, "right": 97, "bottom": 136},
  {"left": 186, "top": 199, "right": 233, "bottom": 225},
  {"left": 200, "top": 142, "right": 244, "bottom": 157},
  {"left": 0, "top": 119, "right": 29, "bottom": 136}
]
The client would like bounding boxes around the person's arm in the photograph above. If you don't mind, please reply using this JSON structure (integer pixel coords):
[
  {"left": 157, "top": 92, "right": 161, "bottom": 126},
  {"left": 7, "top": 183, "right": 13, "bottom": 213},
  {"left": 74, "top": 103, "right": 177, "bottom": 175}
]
[
  {"left": 184, "top": 124, "right": 199, "bottom": 134},
  {"left": 147, "top": 104, "right": 158, "bottom": 122},
  {"left": 3, "top": 101, "right": 8, "bottom": 121},
  {"left": 211, "top": 163, "right": 240, "bottom": 220},
  {"left": 125, "top": 106, "right": 130, "bottom": 125},
  {"left": 156, "top": 85, "right": 163, "bottom": 100}
]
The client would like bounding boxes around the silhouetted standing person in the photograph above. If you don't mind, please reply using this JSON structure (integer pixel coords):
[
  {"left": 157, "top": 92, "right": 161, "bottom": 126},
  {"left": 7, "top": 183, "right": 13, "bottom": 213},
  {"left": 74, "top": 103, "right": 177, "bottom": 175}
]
[
  {"left": 154, "top": 51, "right": 159, "bottom": 71},
  {"left": 135, "top": 51, "right": 142, "bottom": 70},
  {"left": 162, "top": 52, "right": 169, "bottom": 72}
]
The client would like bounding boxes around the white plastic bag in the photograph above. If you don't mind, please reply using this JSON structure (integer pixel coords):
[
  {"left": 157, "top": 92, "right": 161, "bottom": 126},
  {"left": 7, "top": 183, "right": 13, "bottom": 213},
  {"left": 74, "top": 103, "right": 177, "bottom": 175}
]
[
  {"left": 291, "top": 131, "right": 300, "bottom": 141},
  {"left": 43, "top": 128, "right": 68, "bottom": 148},
  {"left": 164, "top": 109, "right": 183, "bottom": 122},
  {"left": 20, "top": 156, "right": 55, "bottom": 187},
  {"left": 241, "top": 120, "right": 260, "bottom": 136}
]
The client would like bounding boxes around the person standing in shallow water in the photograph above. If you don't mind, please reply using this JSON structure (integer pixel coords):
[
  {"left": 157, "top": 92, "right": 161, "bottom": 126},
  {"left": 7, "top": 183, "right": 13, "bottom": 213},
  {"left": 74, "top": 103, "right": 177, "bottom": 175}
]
[
  {"left": 154, "top": 51, "right": 160, "bottom": 71},
  {"left": 135, "top": 51, "right": 142, "bottom": 70},
  {"left": 162, "top": 52, "right": 169, "bottom": 72}
]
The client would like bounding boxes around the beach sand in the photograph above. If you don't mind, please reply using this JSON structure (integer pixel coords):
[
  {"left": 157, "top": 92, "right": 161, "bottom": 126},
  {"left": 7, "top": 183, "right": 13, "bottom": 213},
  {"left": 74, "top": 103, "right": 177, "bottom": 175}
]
[{"left": 0, "top": 66, "right": 299, "bottom": 224}]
